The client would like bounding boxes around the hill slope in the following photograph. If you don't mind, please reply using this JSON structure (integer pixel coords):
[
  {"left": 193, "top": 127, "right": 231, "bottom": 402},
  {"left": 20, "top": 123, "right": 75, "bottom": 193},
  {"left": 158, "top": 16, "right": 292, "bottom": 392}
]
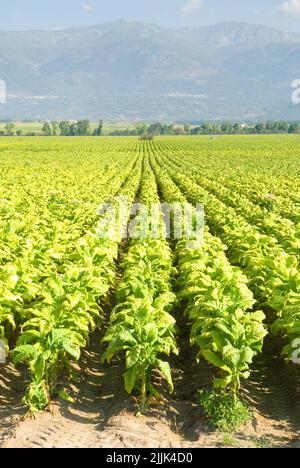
[{"left": 0, "top": 20, "right": 299, "bottom": 121}]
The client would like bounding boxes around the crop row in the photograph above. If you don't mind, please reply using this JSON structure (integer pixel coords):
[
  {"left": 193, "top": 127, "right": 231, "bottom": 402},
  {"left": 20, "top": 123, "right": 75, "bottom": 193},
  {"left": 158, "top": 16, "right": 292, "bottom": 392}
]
[
  {"left": 150, "top": 151, "right": 267, "bottom": 393},
  {"left": 152, "top": 143, "right": 300, "bottom": 367},
  {"left": 155, "top": 141, "right": 300, "bottom": 257},
  {"left": 1, "top": 141, "right": 142, "bottom": 410},
  {"left": 103, "top": 151, "right": 178, "bottom": 410}
]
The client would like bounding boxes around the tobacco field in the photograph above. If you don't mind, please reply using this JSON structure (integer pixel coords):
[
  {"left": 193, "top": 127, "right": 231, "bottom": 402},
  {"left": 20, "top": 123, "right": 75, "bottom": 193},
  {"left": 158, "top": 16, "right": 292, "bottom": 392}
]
[{"left": 1, "top": 135, "right": 300, "bottom": 448}]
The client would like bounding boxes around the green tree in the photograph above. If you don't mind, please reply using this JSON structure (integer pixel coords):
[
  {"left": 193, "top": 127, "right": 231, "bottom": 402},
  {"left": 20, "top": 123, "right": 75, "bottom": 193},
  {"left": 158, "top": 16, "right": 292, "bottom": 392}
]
[
  {"left": 201, "top": 121, "right": 213, "bottom": 134},
  {"left": 288, "top": 122, "right": 300, "bottom": 134},
  {"left": 59, "top": 121, "right": 70, "bottom": 136},
  {"left": 69, "top": 123, "right": 77, "bottom": 136},
  {"left": 51, "top": 122, "right": 59, "bottom": 136},
  {"left": 184, "top": 124, "right": 191, "bottom": 135},
  {"left": 163, "top": 125, "right": 175, "bottom": 135},
  {"left": 93, "top": 120, "right": 104, "bottom": 136},
  {"left": 212, "top": 124, "right": 221, "bottom": 134},
  {"left": 233, "top": 123, "right": 242, "bottom": 134},
  {"left": 5, "top": 122, "right": 15, "bottom": 136},
  {"left": 42, "top": 122, "right": 52, "bottom": 136},
  {"left": 254, "top": 122, "right": 266, "bottom": 134},
  {"left": 278, "top": 121, "right": 289, "bottom": 133},
  {"left": 148, "top": 123, "right": 163, "bottom": 136},
  {"left": 76, "top": 120, "right": 90, "bottom": 136},
  {"left": 135, "top": 123, "right": 148, "bottom": 136},
  {"left": 221, "top": 122, "right": 233, "bottom": 134}
]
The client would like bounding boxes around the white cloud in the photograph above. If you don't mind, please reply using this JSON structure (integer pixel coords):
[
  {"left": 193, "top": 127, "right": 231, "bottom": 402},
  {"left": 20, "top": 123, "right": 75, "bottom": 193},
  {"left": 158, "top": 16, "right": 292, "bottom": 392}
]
[
  {"left": 278, "top": 0, "right": 300, "bottom": 18},
  {"left": 83, "top": 3, "right": 92, "bottom": 12},
  {"left": 180, "top": 0, "right": 202, "bottom": 16}
]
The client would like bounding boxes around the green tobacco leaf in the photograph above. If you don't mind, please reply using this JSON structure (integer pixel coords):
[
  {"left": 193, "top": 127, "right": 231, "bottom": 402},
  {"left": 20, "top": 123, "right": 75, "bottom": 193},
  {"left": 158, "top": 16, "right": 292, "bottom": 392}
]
[
  {"left": 13, "top": 345, "right": 38, "bottom": 365},
  {"left": 157, "top": 360, "right": 174, "bottom": 392},
  {"left": 202, "top": 350, "right": 231, "bottom": 373},
  {"left": 59, "top": 389, "right": 75, "bottom": 403},
  {"left": 126, "top": 348, "right": 141, "bottom": 368},
  {"left": 124, "top": 367, "right": 139, "bottom": 395}
]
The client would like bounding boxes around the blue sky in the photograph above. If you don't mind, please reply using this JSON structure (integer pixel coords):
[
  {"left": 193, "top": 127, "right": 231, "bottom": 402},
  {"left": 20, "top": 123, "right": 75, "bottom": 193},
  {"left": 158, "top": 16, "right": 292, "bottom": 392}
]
[{"left": 1, "top": 0, "right": 300, "bottom": 32}]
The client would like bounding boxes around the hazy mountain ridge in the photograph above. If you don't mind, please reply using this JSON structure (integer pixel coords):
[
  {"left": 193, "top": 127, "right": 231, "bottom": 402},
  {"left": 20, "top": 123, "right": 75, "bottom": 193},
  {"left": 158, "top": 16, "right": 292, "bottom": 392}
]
[{"left": 0, "top": 20, "right": 299, "bottom": 121}]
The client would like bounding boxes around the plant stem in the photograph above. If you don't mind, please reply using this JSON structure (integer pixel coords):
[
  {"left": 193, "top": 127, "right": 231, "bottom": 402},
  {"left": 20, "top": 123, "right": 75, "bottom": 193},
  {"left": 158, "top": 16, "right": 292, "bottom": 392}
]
[{"left": 140, "top": 370, "right": 147, "bottom": 412}]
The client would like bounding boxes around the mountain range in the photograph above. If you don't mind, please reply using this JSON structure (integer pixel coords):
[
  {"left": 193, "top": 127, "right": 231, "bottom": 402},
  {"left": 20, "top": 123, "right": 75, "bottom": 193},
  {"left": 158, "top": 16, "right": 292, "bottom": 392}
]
[{"left": 0, "top": 20, "right": 300, "bottom": 121}]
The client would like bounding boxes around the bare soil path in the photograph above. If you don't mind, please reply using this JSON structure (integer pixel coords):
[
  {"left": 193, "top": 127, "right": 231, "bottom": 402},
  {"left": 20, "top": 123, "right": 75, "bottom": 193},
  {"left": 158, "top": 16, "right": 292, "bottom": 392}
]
[{"left": 1, "top": 334, "right": 300, "bottom": 449}]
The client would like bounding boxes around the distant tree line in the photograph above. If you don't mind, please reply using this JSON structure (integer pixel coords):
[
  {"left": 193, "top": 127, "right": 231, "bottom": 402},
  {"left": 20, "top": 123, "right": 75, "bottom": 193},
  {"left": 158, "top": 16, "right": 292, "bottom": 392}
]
[
  {"left": 0, "top": 122, "right": 23, "bottom": 136},
  {"left": 110, "top": 121, "right": 300, "bottom": 136},
  {"left": 189, "top": 121, "right": 300, "bottom": 135},
  {"left": 1, "top": 120, "right": 300, "bottom": 137},
  {"left": 109, "top": 123, "right": 192, "bottom": 136},
  {"left": 42, "top": 120, "right": 103, "bottom": 136},
  {"left": 0, "top": 120, "right": 103, "bottom": 136}
]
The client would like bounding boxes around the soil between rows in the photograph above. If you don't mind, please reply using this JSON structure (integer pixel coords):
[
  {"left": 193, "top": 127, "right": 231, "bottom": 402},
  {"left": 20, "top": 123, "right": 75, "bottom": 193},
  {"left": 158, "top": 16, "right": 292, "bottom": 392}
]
[{"left": 1, "top": 330, "right": 300, "bottom": 449}]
